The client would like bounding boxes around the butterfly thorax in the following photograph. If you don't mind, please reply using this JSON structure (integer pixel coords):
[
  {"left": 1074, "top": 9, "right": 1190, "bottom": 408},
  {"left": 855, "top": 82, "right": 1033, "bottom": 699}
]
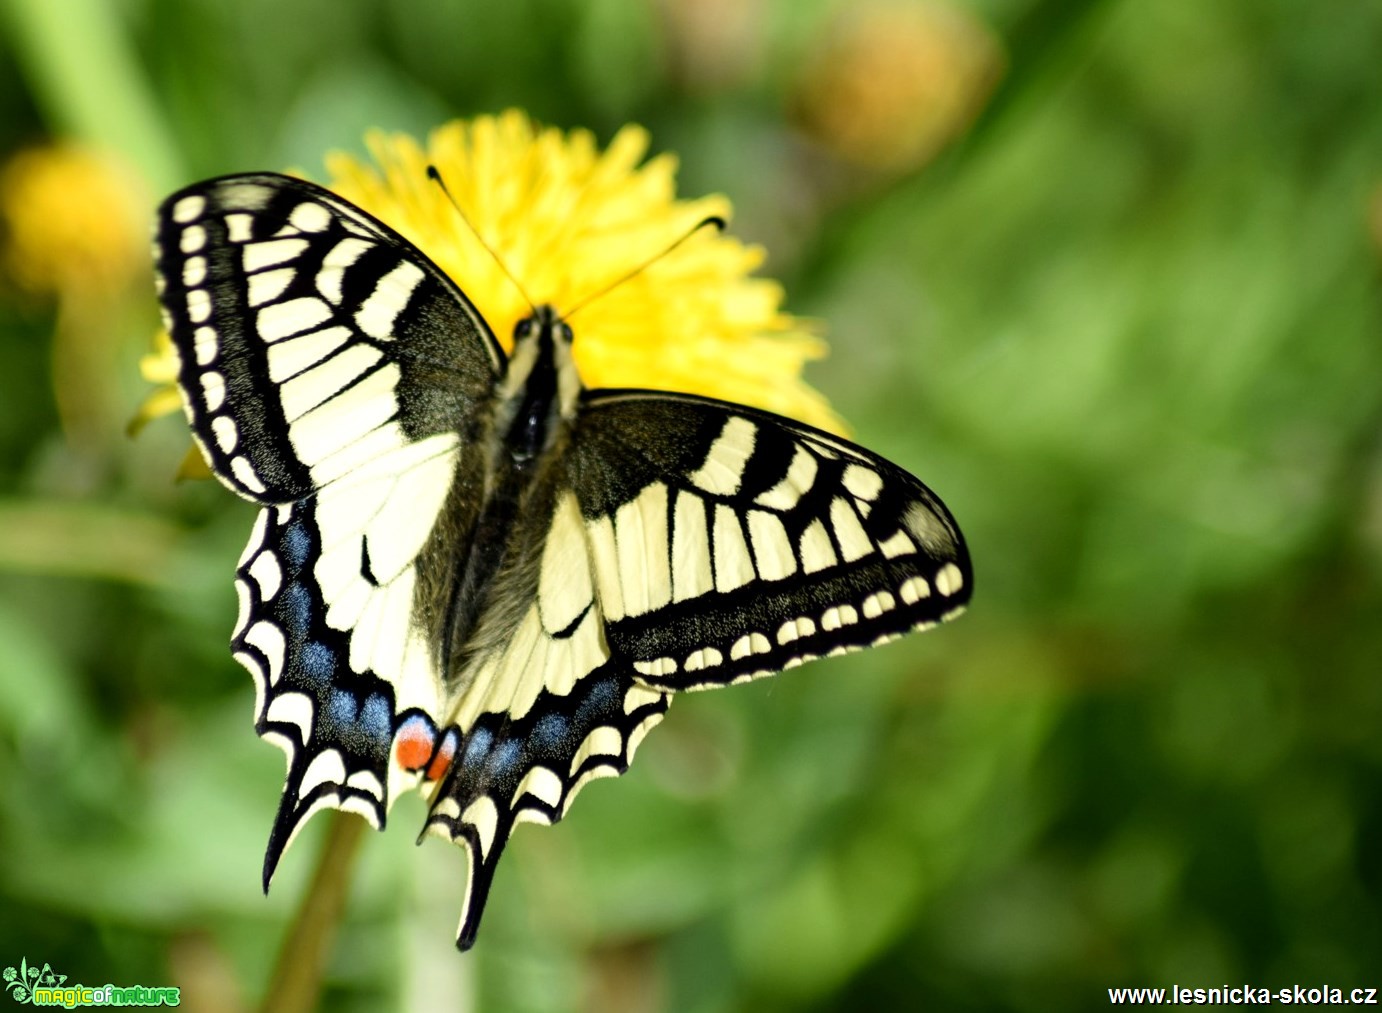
[
  {"left": 429, "top": 306, "right": 582, "bottom": 681},
  {"left": 494, "top": 305, "right": 581, "bottom": 463}
]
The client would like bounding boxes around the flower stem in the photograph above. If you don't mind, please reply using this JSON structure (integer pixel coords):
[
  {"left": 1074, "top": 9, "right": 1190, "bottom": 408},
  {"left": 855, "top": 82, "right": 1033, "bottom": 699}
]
[
  {"left": 259, "top": 811, "right": 367, "bottom": 1013},
  {"left": 0, "top": 0, "right": 183, "bottom": 189}
]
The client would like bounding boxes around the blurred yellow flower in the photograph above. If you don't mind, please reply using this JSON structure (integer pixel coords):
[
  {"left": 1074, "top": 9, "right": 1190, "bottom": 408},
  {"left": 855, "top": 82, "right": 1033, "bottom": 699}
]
[
  {"left": 136, "top": 329, "right": 180, "bottom": 416},
  {"left": 794, "top": 1, "right": 1003, "bottom": 173},
  {"left": 326, "top": 111, "right": 839, "bottom": 429},
  {"left": 132, "top": 328, "right": 182, "bottom": 435},
  {"left": 0, "top": 143, "right": 145, "bottom": 296},
  {"left": 132, "top": 329, "right": 211, "bottom": 477},
  {"left": 2, "top": 143, "right": 148, "bottom": 454}
]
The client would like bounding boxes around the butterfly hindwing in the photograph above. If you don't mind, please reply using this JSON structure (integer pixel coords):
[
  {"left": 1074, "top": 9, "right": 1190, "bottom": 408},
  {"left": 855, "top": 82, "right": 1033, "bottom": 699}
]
[
  {"left": 235, "top": 501, "right": 397, "bottom": 876},
  {"left": 417, "top": 486, "right": 672, "bottom": 947},
  {"left": 424, "top": 662, "right": 670, "bottom": 949},
  {"left": 564, "top": 391, "right": 972, "bottom": 691},
  {"left": 234, "top": 441, "right": 472, "bottom": 883}
]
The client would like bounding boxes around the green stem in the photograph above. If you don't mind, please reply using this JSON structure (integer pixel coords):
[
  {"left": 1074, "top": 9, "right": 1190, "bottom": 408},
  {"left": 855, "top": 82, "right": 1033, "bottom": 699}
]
[
  {"left": 0, "top": 0, "right": 183, "bottom": 190},
  {"left": 259, "top": 811, "right": 368, "bottom": 1013}
]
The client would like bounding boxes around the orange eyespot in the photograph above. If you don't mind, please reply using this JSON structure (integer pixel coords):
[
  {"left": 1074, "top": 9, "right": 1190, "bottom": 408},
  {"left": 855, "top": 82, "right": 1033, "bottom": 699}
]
[
  {"left": 394, "top": 717, "right": 436, "bottom": 772},
  {"left": 426, "top": 730, "right": 459, "bottom": 782}
]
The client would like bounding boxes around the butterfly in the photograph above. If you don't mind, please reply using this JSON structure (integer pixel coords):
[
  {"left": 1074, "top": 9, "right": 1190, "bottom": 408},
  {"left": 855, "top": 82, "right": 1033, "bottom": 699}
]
[{"left": 153, "top": 172, "right": 971, "bottom": 950}]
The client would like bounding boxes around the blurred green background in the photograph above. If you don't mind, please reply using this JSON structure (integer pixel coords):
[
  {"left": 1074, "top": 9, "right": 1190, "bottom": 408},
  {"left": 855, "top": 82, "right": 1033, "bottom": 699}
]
[{"left": 1, "top": 0, "right": 1380, "bottom": 1010}]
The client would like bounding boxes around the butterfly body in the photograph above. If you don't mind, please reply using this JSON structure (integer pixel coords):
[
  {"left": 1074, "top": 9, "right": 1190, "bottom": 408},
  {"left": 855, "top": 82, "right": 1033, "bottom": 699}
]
[
  {"left": 423, "top": 305, "right": 577, "bottom": 681},
  {"left": 154, "top": 172, "right": 971, "bottom": 949}
]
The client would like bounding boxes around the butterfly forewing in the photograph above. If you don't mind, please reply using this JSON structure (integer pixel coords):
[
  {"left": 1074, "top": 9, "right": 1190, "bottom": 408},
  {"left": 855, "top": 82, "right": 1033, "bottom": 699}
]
[
  {"left": 564, "top": 391, "right": 972, "bottom": 690},
  {"left": 154, "top": 173, "right": 503, "bottom": 501}
]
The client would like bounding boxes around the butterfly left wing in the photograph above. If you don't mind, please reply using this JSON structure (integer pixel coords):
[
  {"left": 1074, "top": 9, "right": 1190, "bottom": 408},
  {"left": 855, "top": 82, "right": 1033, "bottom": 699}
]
[
  {"left": 232, "top": 447, "right": 473, "bottom": 881},
  {"left": 563, "top": 390, "right": 971, "bottom": 690},
  {"left": 154, "top": 173, "right": 506, "bottom": 882}
]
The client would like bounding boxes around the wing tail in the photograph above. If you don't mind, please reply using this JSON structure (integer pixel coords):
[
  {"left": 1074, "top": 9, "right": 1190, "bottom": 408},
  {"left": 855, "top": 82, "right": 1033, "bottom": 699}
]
[
  {"left": 234, "top": 502, "right": 417, "bottom": 887},
  {"left": 422, "top": 666, "right": 671, "bottom": 949}
]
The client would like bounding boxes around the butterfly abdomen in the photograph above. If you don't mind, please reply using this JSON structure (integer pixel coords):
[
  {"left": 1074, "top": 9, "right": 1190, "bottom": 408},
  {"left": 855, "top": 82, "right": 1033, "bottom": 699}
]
[{"left": 429, "top": 463, "right": 550, "bottom": 679}]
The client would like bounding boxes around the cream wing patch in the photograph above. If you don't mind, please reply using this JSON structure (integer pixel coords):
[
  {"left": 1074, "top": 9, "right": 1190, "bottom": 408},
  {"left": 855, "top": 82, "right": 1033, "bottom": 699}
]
[
  {"left": 538, "top": 491, "right": 595, "bottom": 635},
  {"left": 307, "top": 433, "right": 460, "bottom": 735}
]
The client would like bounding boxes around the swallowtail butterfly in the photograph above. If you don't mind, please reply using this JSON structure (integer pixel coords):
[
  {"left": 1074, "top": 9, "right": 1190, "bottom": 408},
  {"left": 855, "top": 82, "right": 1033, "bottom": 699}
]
[{"left": 153, "top": 172, "right": 971, "bottom": 949}]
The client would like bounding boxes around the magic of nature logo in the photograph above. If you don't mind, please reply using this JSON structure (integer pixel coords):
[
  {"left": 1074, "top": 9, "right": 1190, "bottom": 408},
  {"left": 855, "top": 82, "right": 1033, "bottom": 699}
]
[{"left": 3, "top": 959, "right": 179, "bottom": 1007}]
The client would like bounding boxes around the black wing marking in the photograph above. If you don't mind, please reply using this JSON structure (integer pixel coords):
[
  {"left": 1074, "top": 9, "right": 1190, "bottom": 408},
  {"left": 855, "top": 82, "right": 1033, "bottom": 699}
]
[
  {"left": 154, "top": 172, "right": 503, "bottom": 502},
  {"left": 564, "top": 390, "right": 972, "bottom": 691}
]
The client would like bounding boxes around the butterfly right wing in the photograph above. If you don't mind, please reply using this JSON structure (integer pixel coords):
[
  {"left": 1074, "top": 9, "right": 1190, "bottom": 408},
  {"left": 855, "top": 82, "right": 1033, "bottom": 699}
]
[
  {"left": 418, "top": 487, "right": 672, "bottom": 950},
  {"left": 415, "top": 388, "right": 971, "bottom": 949},
  {"left": 154, "top": 173, "right": 505, "bottom": 879},
  {"left": 562, "top": 390, "right": 972, "bottom": 690}
]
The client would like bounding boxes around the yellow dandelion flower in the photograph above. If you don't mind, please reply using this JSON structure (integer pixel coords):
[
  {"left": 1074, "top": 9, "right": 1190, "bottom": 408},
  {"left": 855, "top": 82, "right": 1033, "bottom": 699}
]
[
  {"left": 133, "top": 329, "right": 182, "bottom": 427},
  {"left": 0, "top": 143, "right": 146, "bottom": 295},
  {"left": 3, "top": 143, "right": 148, "bottom": 451},
  {"left": 138, "top": 111, "right": 842, "bottom": 444},
  {"left": 322, "top": 110, "right": 841, "bottom": 431},
  {"left": 130, "top": 329, "right": 211, "bottom": 477},
  {"left": 145, "top": 112, "right": 845, "bottom": 436}
]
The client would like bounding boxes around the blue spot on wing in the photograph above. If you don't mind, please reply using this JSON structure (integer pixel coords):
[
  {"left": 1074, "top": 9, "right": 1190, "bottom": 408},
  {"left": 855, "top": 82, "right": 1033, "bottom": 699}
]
[
  {"left": 575, "top": 678, "right": 619, "bottom": 725},
  {"left": 315, "top": 690, "right": 395, "bottom": 758},
  {"left": 281, "top": 521, "right": 311, "bottom": 573},
  {"left": 532, "top": 713, "right": 568, "bottom": 751},
  {"left": 397, "top": 713, "right": 435, "bottom": 739},
  {"left": 278, "top": 583, "right": 312, "bottom": 638},
  {"left": 361, "top": 694, "right": 392, "bottom": 741},
  {"left": 328, "top": 689, "right": 357, "bottom": 725},
  {"left": 462, "top": 727, "right": 493, "bottom": 768},
  {"left": 487, "top": 739, "right": 522, "bottom": 777},
  {"left": 298, "top": 641, "right": 335, "bottom": 684}
]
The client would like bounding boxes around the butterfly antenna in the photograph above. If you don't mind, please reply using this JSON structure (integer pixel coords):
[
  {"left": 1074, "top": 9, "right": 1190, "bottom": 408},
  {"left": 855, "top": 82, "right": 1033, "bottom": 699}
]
[
  {"left": 564, "top": 214, "right": 727, "bottom": 321},
  {"left": 427, "top": 164, "right": 536, "bottom": 311}
]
